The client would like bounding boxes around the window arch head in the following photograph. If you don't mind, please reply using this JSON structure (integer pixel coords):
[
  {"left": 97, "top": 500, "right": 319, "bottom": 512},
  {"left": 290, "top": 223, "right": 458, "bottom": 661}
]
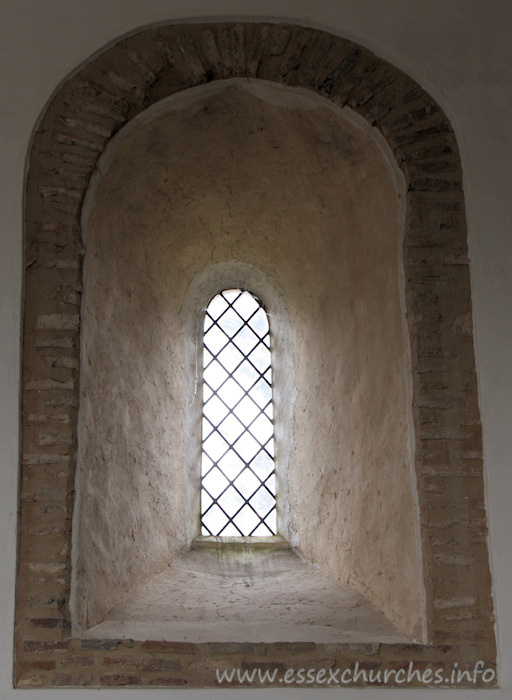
[{"left": 200, "top": 289, "right": 277, "bottom": 537}]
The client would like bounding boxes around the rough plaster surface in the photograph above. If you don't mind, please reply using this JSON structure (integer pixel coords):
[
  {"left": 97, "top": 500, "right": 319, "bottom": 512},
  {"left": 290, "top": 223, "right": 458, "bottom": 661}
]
[
  {"left": 76, "top": 82, "right": 422, "bottom": 637},
  {"left": 85, "top": 546, "right": 409, "bottom": 643}
]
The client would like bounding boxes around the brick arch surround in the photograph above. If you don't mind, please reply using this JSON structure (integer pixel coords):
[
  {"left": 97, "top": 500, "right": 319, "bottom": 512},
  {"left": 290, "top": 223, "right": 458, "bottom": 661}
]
[{"left": 17, "top": 23, "right": 496, "bottom": 688}]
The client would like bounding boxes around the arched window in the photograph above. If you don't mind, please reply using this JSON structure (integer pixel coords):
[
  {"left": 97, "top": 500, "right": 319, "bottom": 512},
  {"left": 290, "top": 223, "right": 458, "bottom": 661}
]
[{"left": 200, "top": 289, "right": 276, "bottom": 536}]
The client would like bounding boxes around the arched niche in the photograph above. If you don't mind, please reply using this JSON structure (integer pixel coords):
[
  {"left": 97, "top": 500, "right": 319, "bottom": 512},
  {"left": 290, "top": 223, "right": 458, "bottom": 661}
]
[
  {"left": 74, "top": 80, "right": 422, "bottom": 639},
  {"left": 16, "top": 22, "right": 495, "bottom": 689}
]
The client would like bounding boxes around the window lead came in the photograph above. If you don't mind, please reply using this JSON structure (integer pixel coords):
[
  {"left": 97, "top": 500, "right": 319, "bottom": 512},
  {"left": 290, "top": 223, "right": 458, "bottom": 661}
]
[{"left": 200, "top": 289, "right": 277, "bottom": 536}]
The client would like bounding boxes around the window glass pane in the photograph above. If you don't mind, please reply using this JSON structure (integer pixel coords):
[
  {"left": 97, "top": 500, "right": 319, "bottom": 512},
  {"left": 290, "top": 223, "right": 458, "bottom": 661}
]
[{"left": 200, "top": 289, "right": 277, "bottom": 536}]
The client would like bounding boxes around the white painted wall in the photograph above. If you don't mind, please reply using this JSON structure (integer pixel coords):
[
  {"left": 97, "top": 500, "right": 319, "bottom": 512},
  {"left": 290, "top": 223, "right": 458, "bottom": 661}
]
[{"left": 1, "top": 1, "right": 511, "bottom": 697}]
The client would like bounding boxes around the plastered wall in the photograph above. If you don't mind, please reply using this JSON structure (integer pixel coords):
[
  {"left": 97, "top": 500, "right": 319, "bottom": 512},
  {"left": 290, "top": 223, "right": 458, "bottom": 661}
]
[
  {"left": 76, "top": 82, "right": 422, "bottom": 637},
  {"left": 4, "top": 3, "right": 510, "bottom": 695}
]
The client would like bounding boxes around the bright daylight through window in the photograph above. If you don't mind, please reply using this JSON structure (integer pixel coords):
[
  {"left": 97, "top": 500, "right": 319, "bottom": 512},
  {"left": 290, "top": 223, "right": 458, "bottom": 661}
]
[{"left": 200, "top": 289, "right": 277, "bottom": 536}]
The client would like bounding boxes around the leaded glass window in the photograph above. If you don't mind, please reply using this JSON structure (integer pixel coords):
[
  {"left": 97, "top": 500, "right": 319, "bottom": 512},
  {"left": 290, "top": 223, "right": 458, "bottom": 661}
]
[{"left": 200, "top": 289, "right": 276, "bottom": 536}]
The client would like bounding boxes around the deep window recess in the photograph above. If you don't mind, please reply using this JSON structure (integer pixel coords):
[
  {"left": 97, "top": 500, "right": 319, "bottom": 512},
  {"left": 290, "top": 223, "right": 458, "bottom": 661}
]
[{"left": 200, "top": 289, "right": 277, "bottom": 536}]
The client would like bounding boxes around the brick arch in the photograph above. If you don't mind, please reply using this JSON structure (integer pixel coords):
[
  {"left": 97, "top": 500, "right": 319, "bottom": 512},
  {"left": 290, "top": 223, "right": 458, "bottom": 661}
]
[{"left": 17, "top": 23, "right": 495, "bottom": 688}]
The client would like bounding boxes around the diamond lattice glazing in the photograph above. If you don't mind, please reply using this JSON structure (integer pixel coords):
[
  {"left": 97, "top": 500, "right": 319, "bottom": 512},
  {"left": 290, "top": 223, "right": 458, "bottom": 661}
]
[{"left": 200, "top": 289, "right": 276, "bottom": 536}]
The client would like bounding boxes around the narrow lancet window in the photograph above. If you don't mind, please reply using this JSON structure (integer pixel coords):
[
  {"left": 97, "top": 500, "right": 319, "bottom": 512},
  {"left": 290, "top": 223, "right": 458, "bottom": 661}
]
[{"left": 200, "top": 289, "right": 276, "bottom": 536}]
